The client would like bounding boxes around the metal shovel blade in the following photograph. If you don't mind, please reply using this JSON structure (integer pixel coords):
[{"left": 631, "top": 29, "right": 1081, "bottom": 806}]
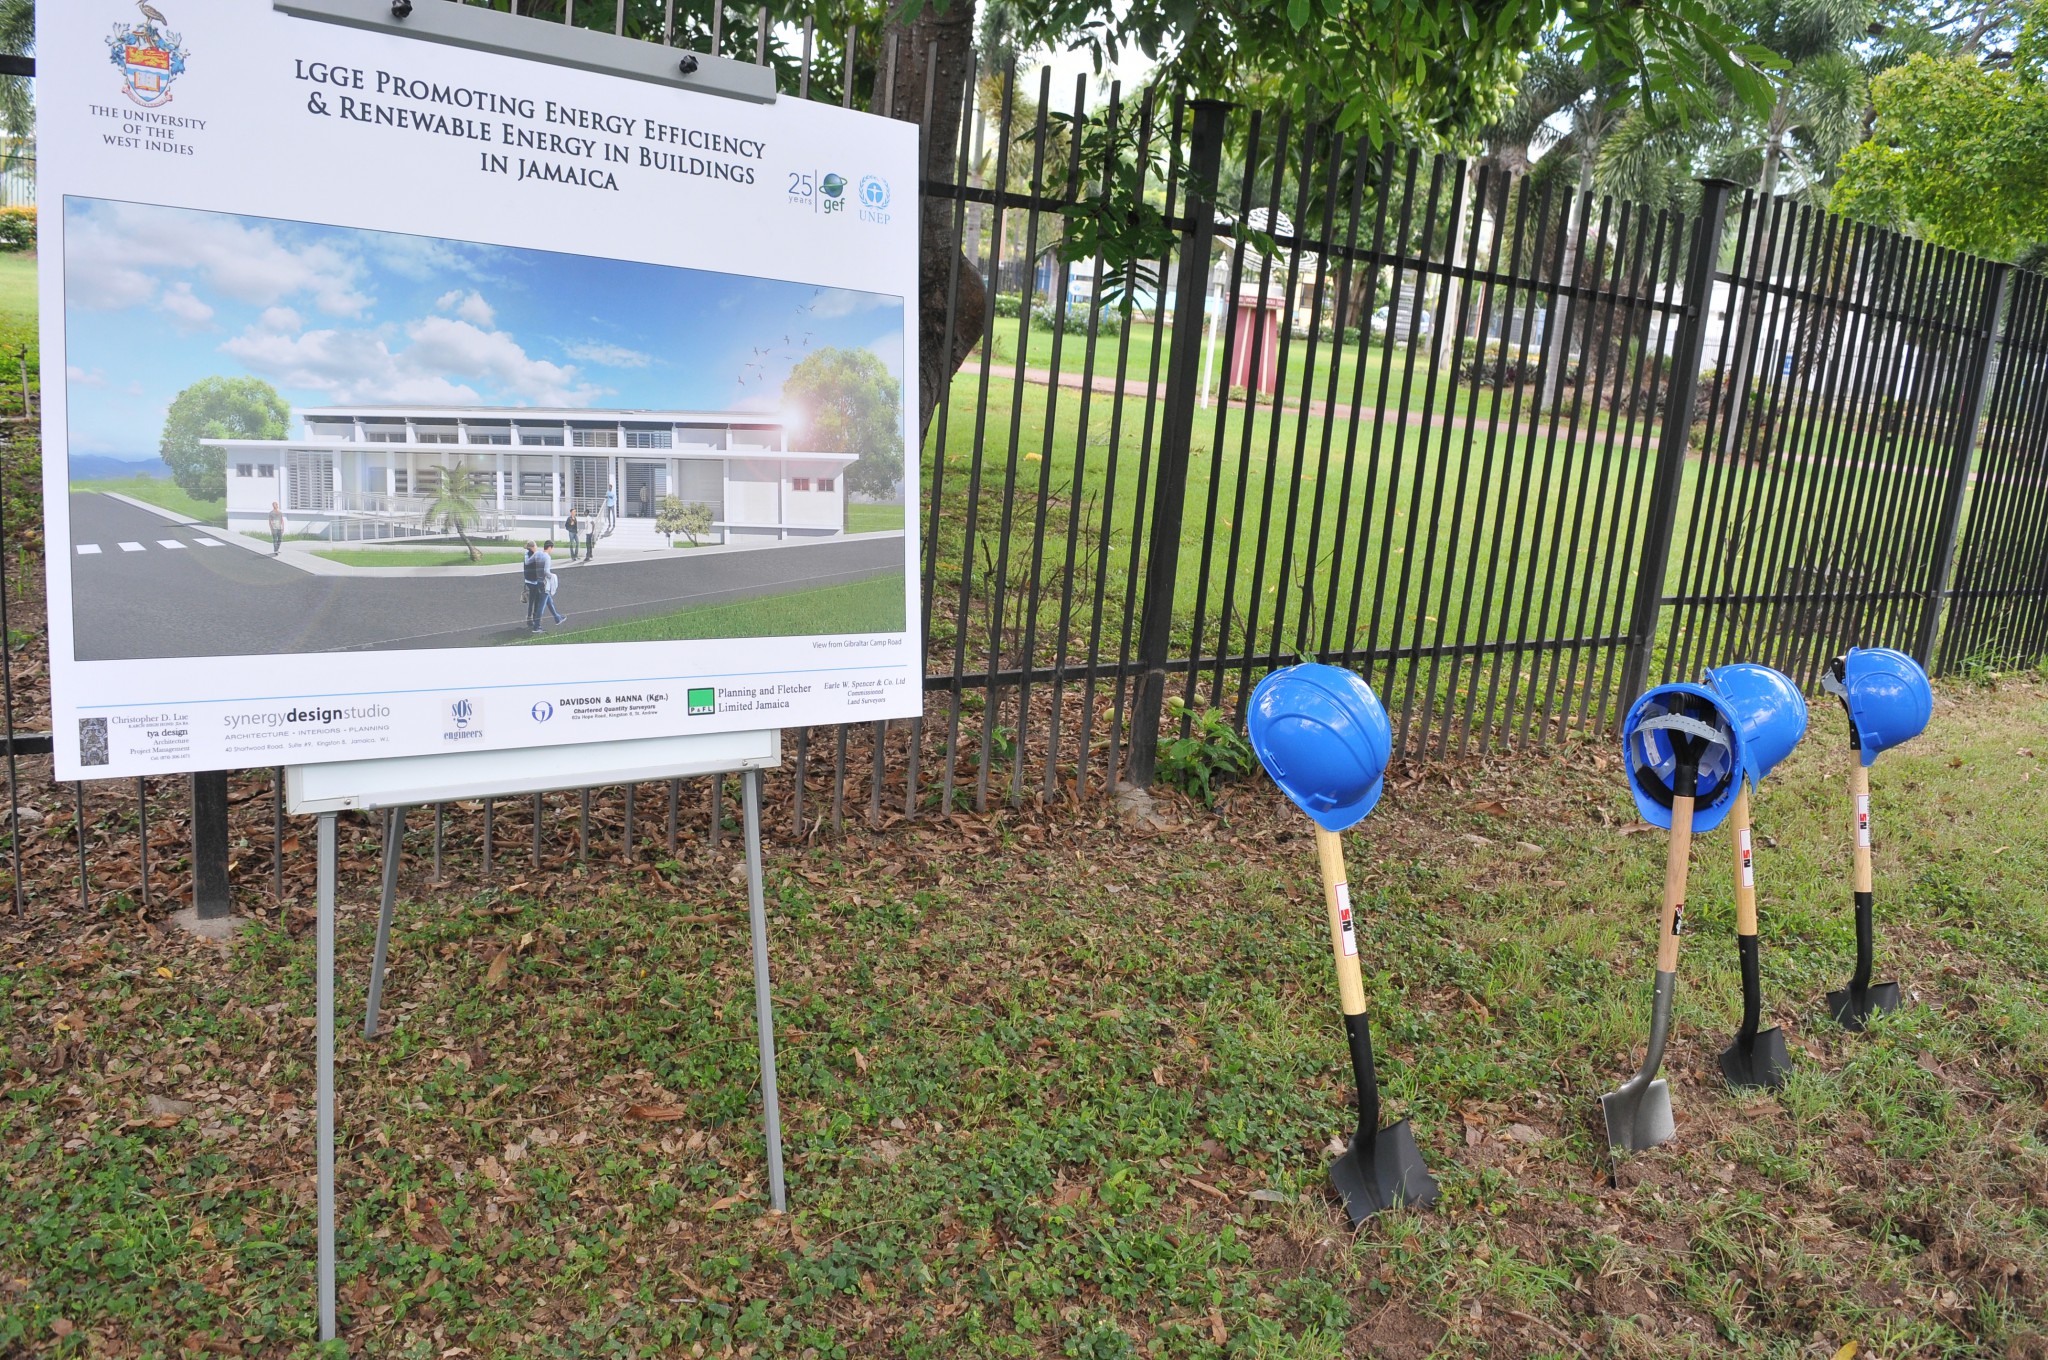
[
  {"left": 1825, "top": 980, "right": 1901, "bottom": 1032},
  {"left": 1328, "top": 1117, "right": 1437, "bottom": 1226},
  {"left": 1719, "top": 1025, "right": 1793, "bottom": 1091},
  {"left": 1601, "top": 1076, "right": 1675, "bottom": 1154},
  {"left": 1603, "top": 969, "right": 1679, "bottom": 1155}
]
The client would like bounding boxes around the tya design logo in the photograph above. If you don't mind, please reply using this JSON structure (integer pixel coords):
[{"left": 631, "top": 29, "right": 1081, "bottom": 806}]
[{"left": 107, "top": 3, "right": 189, "bottom": 110}]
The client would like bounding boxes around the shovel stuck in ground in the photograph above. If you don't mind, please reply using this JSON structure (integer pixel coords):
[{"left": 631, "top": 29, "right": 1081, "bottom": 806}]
[
  {"left": 1247, "top": 663, "right": 1436, "bottom": 1225},
  {"left": 1819, "top": 649, "right": 1930, "bottom": 1031},
  {"left": 1719, "top": 785, "right": 1793, "bottom": 1089},
  {"left": 1700, "top": 663, "right": 1806, "bottom": 1091},
  {"left": 1314, "top": 828, "right": 1438, "bottom": 1222},
  {"left": 1606, "top": 684, "right": 1746, "bottom": 1155}
]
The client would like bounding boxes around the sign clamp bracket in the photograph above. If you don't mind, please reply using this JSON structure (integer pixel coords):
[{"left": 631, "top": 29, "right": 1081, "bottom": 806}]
[{"left": 272, "top": 0, "right": 779, "bottom": 104}]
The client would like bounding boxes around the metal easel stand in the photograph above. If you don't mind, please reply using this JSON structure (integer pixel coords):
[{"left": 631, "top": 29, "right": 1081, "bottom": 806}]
[{"left": 321, "top": 772, "right": 786, "bottom": 1342}]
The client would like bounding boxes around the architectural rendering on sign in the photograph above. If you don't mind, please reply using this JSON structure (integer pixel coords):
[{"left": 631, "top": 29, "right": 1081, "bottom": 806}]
[{"left": 57, "top": 196, "right": 911, "bottom": 662}]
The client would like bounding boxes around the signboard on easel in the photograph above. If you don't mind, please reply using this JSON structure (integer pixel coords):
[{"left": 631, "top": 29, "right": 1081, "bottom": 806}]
[{"left": 38, "top": 0, "right": 923, "bottom": 782}]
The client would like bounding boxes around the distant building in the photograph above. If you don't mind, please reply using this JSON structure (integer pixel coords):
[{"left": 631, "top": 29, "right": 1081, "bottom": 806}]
[{"left": 205, "top": 405, "right": 855, "bottom": 548}]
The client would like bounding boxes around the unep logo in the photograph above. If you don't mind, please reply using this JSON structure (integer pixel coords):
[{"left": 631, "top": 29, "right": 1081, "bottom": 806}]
[
  {"left": 450, "top": 699, "right": 474, "bottom": 729},
  {"left": 858, "top": 175, "right": 890, "bottom": 211}
]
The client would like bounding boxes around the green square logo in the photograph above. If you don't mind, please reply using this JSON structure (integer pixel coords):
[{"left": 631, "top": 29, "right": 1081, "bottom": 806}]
[{"left": 687, "top": 687, "right": 716, "bottom": 716}]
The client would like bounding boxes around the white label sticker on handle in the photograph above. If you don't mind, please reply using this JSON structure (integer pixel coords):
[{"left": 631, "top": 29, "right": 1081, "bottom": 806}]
[
  {"left": 1856, "top": 794, "right": 1871, "bottom": 849},
  {"left": 1739, "top": 827, "right": 1755, "bottom": 888},
  {"left": 1334, "top": 881, "right": 1357, "bottom": 956}
]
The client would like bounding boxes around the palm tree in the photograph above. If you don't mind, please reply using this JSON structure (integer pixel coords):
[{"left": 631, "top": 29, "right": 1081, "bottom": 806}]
[
  {"left": 0, "top": 0, "right": 32, "bottom": 147},
  {"left": 420, "top": 458, "right": 486, "bottom": 562}
]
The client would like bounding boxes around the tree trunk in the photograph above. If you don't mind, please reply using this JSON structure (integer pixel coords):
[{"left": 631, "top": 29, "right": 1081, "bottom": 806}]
[{"left": 881, "top": 1, "right": 987, "bottom": 438}]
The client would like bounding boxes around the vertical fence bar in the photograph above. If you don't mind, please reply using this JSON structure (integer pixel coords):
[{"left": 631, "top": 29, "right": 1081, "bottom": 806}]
[
  {"left": 136, "top": 778, "right": 150, "bottom": 912},
  {"left": 1123, "top": 98, "right": 1229, "bottom": 789},
  {"left": 1617, "top": 179, "right": 1734, "bottom": 707},
  {"left": 1914, "top": 262, "right": 2012, "bottom": 664}
]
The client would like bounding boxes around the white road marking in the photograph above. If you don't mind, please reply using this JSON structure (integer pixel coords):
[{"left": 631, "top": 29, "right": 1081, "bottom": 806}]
[
  {"left": 193, "top": 538, "right": 225, "bottom": 547},
  {"left": 158, "top": 540, "right": 187, "bottom": 550},
  {"left": 76, "top": 544, "right": 102, "bottom": 555},
  {"left": 118, "top": 542, "right": 145, "bottom": 553}
]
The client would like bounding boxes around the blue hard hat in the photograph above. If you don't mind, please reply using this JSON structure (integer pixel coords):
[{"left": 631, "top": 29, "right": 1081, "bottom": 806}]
[
  {"left": 1823, "top": 647, "right": 1931, "bottom": 766},
  {"left": 1247, "top": 663, "right": 1393, "bottom": 832},
  {"left": 1621, "top": 682, "right": 1747, "bottom": 833},
  {"left": 1702, "top": 662, "right": 1809, "bottom": 786}
]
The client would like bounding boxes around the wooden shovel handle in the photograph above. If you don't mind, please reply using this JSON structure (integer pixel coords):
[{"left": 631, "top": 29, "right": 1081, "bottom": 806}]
[
  {"left": 1315, "top": 828, "right": 1368, "bottom": 1016},
  {"left": 1730, "top": 784, "right": 1757, "bottom": 937},
  {"left": 1657, "top": 794, "right": 1695, "bottom": 973},
  {"left": 1849, "top": 762, "right": 1873, "bottom": 894}
]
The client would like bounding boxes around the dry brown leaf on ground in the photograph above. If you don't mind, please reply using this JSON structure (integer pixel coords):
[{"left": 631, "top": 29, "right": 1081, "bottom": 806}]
[{"left": 625, "top": 1103, "right": 690, "bottom": 1122}]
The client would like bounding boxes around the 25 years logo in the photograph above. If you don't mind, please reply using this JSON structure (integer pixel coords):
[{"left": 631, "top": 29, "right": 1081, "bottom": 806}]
[{"left": 107, "top": 3, "right": 189, "bottom": 110}]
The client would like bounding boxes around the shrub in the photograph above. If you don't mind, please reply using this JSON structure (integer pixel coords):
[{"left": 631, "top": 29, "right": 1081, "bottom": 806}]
[
  {"left": 992, "top": 293, "right": 1025, "bottom": 318},
  {"left": 0, "top": 206, "right": 35, "bottom": 253}
]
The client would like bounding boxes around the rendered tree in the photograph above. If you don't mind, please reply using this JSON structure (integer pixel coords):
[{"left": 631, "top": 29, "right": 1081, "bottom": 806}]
[
  {"left": 420, "top": 457, "right": 487, "bottom": 562},
  {"left": 159, "top": 377, "right": 290, "bottom": 502},
  {"left": 656, "top": 495, "right": 714, "bottom": 546},
  {"left": 781, "top": 347, "right": 905, "bottom": 507}
]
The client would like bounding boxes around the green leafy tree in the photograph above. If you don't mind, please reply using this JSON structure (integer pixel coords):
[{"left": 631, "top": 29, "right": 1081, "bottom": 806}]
[
  {"left": 419, "top": 457, "right": 486, "bottom": 562},
  {"left": 158, "top": 377, "right": 289, "bottom": 502},
  {"left": 1834, "top": 51, "right": 2048, "bottom": 259},
  {"left": 781, "top": 348, "right": 905, "bottom": 507},
  {"left": 656, "top": 495, "right": 714, "bottom": 546}
]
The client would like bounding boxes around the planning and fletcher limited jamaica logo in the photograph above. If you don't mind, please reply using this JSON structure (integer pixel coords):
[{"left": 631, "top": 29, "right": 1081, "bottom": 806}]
[{"left": 107, "top": 1, "right": 189, "bottom": 110}]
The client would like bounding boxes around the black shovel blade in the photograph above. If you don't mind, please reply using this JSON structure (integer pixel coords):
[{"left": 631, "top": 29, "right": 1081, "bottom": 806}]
[
  {"left": 1826, "top": 981, "right": 1902, "bottom": 1032},
  {"left": 1719, "top": 1025, "right": 1793, "bottom": 1090},
  {"left": 1328, "top": 1118, "right": 1437, "bottom": 1225}
]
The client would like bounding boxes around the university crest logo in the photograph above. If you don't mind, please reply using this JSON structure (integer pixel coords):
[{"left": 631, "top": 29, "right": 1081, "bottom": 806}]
[{"left": 106, "top": 3, "right": 189, "bottom": 110}]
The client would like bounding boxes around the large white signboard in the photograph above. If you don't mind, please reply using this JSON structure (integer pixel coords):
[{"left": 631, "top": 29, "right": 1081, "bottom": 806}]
[{"left": 37, "top": 0, "right": 921, "bottom": 781}]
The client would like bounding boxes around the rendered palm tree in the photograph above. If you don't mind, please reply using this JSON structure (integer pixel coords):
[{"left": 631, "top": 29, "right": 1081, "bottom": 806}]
[
  {"left": 420, "top": 457, "right": 486, "bottom": 562},
  {"left": 0, "top": 0, "right": 32, "bottom": 148}
]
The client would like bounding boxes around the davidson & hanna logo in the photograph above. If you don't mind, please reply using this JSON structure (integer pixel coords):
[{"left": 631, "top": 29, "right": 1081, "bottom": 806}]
[{"left": 107, "top": 2, "right": 189, "bottom": 110}]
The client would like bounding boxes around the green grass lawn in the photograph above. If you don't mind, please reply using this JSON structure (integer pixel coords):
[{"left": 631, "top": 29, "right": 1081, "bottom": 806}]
[
  {"left": 315, "top": 548, "right": 526, "bottom": 568},
  {"left": 524, "top": 570, "right": 907, "bottom": 644},
  {"left": 2, "top": 677, "right": 2043, "bottom": 1356},
  {"left": 70, "top": 475, "right": 229, "bottom": 526},
  {"left": 0, "top": 251, "right": 38, "bottom": 419},
  {"left": 846, "top": 501, "right": 906, "bottom": 533}
]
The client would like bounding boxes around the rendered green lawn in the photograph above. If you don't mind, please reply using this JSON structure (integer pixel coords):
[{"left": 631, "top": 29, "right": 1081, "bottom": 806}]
[
  {"left": 521, "top": 569, "right": 907, "bottom": 644},
  {"left": 2, "top": 676, "right": 2044, "bottom": 1357},
  {"left": 313, "top": 548, "right": 527, "bottom": 568},
  {"left": 69, "top": 476, "right": 230, "bottom": 526}
]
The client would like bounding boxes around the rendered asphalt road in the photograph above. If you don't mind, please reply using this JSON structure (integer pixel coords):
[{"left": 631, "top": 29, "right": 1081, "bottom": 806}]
[{"left": 68, "top": 493, "right": 905, "bottom": 661}]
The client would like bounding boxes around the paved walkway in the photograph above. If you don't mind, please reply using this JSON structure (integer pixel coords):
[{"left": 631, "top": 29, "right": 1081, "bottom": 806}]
[{"left": 69, "top": 492, "right": 904, "bottom": 660}]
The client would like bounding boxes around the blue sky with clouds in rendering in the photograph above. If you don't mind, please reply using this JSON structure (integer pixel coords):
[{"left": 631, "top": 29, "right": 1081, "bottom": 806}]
[{"left": 61, "top": 197, "right": 906, "bottom": 460}]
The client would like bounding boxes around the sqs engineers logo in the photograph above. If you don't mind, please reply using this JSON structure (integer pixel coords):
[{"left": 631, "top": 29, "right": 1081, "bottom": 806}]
[{"left": 443, "top": 697, "right": 486, "bottom": 743}]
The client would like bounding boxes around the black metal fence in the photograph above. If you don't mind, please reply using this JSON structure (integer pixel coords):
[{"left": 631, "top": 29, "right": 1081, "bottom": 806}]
[{"left": 5, "top": 3, "right": 2048, "bottom": 918}]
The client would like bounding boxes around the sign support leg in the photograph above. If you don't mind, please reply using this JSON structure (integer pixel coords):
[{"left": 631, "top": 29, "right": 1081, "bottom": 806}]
[
  {"left": 742, "top": 769, "right": 786, "bottom": 1211},
  {"left": 316, "top": 810, "right": 338, "bottom": 1342},
  {"left": 365, "top": 806, "right": 403, "bottom": 1038}
]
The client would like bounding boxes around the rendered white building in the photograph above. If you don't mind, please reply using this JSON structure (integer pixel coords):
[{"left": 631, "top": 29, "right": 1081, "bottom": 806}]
[{"left": 207, "top": 405, "right": 857, "bottom": 549}]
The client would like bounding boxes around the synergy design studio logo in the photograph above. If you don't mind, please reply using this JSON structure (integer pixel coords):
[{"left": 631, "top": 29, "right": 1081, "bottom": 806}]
[{"left": 107, "top": 2, "right": 189, "bottom": 110}]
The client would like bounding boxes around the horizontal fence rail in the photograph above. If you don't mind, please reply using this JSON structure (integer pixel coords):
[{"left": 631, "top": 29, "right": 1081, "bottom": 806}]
[{"left": 3, "top": 0, "right": 2047, "bottom": 918}]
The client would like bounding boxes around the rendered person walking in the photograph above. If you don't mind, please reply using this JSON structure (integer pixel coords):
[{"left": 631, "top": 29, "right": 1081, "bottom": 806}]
[
  {"left": 564, "top": 508, "right": 581, "bottom": 562},
  {"left": 522, "top": 540, "right": 548, "bottom": 634},
  {"left": 268, "top": 501, "right": 284, "bottom": 556},
  {"left": 605, "top": 484, "right": 617, "bottom": 532},
  {"left": 541, "top": 542, "right": 566, "bottom": 626},
  {"left": 584, "top": 519, "right": 596, "bottom": 562}
]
